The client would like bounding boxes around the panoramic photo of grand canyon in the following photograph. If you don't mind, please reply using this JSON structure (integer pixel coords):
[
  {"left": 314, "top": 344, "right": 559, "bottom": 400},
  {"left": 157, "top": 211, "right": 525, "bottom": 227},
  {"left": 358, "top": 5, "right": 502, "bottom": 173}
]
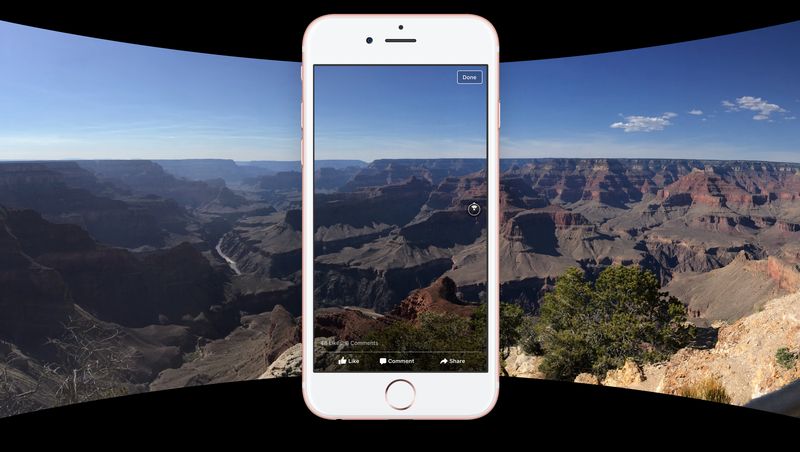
[{"left": 2, "top": 19, "right": 799, "bottom": 416}]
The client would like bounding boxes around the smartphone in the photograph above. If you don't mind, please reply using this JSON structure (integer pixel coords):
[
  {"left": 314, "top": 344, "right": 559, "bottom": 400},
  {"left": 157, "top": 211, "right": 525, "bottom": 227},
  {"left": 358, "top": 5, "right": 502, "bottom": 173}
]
[{"left": 301, "top": 15, "right": 499, "bottom": 419}]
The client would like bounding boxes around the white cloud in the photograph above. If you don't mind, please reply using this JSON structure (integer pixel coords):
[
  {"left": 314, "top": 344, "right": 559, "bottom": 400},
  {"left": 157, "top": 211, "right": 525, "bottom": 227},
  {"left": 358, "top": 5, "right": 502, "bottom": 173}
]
[
  {"left": 499, "top": 137, "right": 800, "bottom": 164},
  {"left": 785, "top": 116, "right": 797, "bottom": 120},
  {"left": 688, "top": 109, "right": 704, "bottom": 115},
  {"left": 722, "top": 96, "right": 788, "bottom": 120},
  {"left": 610, "top": 112, "right": 677, "bottom": 133}
]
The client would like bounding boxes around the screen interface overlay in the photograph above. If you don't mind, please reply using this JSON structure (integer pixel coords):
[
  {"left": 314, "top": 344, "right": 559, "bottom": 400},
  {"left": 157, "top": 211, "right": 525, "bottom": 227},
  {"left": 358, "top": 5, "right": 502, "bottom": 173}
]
[{"left": 313, "top": 65, "right": 488, "bottom": 372}]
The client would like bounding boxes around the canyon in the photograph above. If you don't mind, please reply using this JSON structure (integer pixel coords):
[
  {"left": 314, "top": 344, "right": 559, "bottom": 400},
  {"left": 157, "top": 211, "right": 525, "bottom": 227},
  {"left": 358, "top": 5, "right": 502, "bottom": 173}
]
[{"left": 3, "top": 157, "right": 800, "bottom": 415}]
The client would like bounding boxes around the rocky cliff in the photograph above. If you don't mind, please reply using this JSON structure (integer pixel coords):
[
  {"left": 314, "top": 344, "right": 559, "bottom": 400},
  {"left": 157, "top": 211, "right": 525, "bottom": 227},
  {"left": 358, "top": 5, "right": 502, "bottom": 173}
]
[
  {"left": 638, "top": 290, "right": 800, "bottom": 405},
  {"left": 666, "top": 253, "right": 800, "bottom": 322},
  {"left": 509, "top": 290, "right": 800, "bottom": 406},
  {"left": 149, "top": 305, "right": 300, "bottom": 390},
  {"left": 392, "top": 276, "right": 476, "bottom": 321}
]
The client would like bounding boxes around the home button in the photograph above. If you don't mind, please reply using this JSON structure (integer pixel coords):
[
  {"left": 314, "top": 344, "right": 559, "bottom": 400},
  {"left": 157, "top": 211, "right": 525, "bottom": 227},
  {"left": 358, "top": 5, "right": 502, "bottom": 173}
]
[{"left": 385, "top": 379, "right": 415, "bottom": 410}]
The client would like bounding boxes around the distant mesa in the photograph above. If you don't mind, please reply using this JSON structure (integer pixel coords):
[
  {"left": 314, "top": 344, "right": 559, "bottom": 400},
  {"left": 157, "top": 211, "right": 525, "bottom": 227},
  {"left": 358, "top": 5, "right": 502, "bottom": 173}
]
[
  {"left": 76, "top": 160, "right": 248, "bottom": 208},
  {"left": 250, "top": 171, "right": 301, "bottom": 191},
  {"left": 339, "top": 158, "right": 484, "bottom": 191},
  {"left": 314, "top": 160, "right": 368, "bottom": 170},
  {"left": 156, "top": 159, "right": 303, "bottom": 185}
]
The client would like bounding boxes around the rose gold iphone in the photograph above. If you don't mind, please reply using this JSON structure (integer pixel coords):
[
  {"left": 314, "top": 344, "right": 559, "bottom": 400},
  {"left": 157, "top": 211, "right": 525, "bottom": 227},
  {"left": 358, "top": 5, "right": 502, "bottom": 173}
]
[{"left": 302, "top": 15, "right": 499, "bottom": 419}]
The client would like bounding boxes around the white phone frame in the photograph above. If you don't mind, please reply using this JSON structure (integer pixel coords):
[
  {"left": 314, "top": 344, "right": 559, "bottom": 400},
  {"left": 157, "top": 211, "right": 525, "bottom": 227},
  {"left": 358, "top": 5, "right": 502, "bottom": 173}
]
[{"left": 302, "top": 14, "right": 500, "bottom": 420}]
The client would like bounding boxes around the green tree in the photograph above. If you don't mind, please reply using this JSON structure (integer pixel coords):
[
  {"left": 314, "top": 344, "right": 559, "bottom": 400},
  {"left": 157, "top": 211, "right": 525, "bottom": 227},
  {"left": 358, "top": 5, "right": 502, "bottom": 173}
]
[
  {"left": 499, "top": 303, "right": 524, "bottom": 365},
  {"left": 475, "top": 302, "right": 526, "bottom": 375},
  {"left": 519, "top": 315, "right": 543, "bottom": 356},
  {"left": 535, "top": 268, "right": 596, "bottom": 379},
  {"left": 536, "top": 266, "right": 694, "bottom": 381},
  {"left": 474, "top": 302, "right": 525, "bottom": 359}
]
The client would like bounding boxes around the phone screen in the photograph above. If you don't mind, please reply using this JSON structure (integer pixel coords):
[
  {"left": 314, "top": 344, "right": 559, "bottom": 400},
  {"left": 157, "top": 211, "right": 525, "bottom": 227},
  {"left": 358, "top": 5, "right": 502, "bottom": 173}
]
[{"left": 312, "top": 65, "right": 488, "bottom": 372}]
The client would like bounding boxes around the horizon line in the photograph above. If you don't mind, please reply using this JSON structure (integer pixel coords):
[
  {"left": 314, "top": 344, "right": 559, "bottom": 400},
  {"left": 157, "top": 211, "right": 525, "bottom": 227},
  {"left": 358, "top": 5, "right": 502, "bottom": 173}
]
[{"left": 2, "top": 157, "right": 800, "bottom": 165}]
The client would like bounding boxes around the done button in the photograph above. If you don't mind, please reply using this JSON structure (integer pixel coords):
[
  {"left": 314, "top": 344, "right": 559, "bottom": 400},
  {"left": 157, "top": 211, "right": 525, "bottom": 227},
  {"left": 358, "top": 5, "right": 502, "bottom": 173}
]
[{"left": 457, "top": 70, "right": 483, "bottom": 85}]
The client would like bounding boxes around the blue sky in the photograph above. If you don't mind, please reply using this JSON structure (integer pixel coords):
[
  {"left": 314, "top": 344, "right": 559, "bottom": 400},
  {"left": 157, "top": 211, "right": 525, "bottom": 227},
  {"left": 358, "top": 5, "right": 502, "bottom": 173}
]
[
  {"left": 1, "top": 19, "right": 798, "bottom": 162},
  {"left": 501, "top": 21, "right": 800, "bottom": 162},
  {"left": 0, "top": 20, "right": 298, "bottom": 161},
  {"left": 314, "top": 65, "right": 486, "bottom": 161}
]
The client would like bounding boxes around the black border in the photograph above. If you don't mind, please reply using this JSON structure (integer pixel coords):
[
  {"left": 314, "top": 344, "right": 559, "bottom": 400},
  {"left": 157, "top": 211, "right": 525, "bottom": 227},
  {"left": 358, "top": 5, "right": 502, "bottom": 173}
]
[
  {"left": 4, "top": 377, "right": 798, "bottom": 434},
  {"left": 2, "top": 8, "right": 798, "bottom": 62},
  {"left": 311, "top": 64, "right": 490, "bottom": 374}
]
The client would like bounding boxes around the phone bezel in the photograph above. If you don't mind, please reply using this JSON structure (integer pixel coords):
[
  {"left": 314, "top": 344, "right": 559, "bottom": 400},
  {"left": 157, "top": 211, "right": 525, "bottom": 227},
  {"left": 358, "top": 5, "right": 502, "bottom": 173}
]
[{"left": 301, "top": 14, "right": 500, "bottom": 420}]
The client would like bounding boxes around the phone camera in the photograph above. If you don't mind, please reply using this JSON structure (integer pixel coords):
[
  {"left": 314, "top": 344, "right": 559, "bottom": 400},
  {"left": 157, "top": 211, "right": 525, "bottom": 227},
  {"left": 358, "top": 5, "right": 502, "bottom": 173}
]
[
  {"left": 366, "top": 37, "right": 373, "bottom": 44},
  {"left": 398, "top": 25, "right": 404, "bottom": 30}
]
